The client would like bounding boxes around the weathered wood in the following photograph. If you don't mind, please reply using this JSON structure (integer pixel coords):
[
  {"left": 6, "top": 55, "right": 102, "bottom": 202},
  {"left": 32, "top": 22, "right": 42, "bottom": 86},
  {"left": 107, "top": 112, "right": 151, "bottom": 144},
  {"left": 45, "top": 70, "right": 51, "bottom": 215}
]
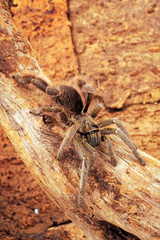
[{"left": 0, "top": 1, "right": 160, "bottom": 240}]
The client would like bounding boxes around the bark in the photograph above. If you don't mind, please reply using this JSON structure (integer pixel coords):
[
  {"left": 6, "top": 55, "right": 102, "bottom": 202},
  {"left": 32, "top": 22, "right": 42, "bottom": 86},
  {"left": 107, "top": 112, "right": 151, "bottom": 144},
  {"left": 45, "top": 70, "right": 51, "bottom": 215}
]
[{"left": 0, "top": 1, "right": 160, "bottom": 240}]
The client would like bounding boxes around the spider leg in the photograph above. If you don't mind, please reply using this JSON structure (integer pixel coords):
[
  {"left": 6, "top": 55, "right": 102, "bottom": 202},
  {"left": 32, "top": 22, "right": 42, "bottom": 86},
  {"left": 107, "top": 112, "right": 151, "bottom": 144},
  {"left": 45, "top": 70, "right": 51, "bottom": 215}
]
[
  {"left": 77, "top": 80, "right": 94, "bottom": 113},
  {"left": 83, "top": 88, "right": 94, "bottom": 113},
  {"left": 13, "top": 74, "right": 59, "bottom": 96},
  {"left": 75, "top": 139, "right": 98, "bottom": 206},
  {"left": 90, "top": 103, "right": 104, "bottom": 119},
  {"left": 57, "top": 124, "right": 80, "bottom": 160},
  {"left": 99, "top": 118, "right": 129, "bottom": 137},
  {"left": 75, "top": 141, "right": 90, "bottom": 207},
  {"left": 30, "top": 106, "right": 62, "bottom": 116},
  {"left": 103, "top": 136, "right": 117, "bottom": 166},
  {"left": 102, "top": 128, "right": 146, "bottom": 165},
  {"left": 30, "top": 105, "right": 72, "bottom": 125}
]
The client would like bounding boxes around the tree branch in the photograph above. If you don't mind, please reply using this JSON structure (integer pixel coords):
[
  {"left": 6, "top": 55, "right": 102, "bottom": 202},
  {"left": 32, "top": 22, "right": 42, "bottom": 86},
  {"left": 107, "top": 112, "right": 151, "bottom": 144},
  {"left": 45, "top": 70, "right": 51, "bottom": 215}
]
[{"left": 0, "top": 1, "right": 160, "bottom": 240}]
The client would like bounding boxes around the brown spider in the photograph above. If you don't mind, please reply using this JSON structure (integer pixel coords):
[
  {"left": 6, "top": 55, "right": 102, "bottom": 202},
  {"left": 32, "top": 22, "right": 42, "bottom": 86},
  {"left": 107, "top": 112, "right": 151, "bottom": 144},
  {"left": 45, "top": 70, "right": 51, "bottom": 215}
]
[{"left": 13, "top": 74, "right": 146, "bottom": 206}]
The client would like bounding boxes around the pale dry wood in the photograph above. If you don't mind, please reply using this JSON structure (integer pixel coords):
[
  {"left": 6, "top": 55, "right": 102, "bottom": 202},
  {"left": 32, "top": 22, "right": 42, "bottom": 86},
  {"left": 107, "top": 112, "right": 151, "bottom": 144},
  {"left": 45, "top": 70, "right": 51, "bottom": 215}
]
[{"left": 0, "top": 1, "right": 160, "bottom": 240}]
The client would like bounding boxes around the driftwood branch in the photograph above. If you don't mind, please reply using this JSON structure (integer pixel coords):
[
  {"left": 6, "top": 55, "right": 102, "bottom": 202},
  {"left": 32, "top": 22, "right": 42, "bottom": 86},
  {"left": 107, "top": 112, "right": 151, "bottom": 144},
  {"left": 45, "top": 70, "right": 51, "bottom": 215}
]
[{"left": 0, "top": 1, "right": 160, "bottom": 240}]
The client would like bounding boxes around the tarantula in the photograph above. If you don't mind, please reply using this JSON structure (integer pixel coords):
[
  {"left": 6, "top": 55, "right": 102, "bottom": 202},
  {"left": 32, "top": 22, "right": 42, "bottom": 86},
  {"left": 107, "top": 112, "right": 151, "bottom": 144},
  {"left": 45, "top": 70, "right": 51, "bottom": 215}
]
[{"left": 13, "top": 74, "right": 146, "bottom": 206}]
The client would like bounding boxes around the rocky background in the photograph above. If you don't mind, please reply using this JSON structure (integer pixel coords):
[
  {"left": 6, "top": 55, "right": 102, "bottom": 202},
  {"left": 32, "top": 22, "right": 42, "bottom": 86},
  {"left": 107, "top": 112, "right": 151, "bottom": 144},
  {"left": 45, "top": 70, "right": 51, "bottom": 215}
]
[{"left": 0, "top": 0, "right": 160, "bottom": 239}]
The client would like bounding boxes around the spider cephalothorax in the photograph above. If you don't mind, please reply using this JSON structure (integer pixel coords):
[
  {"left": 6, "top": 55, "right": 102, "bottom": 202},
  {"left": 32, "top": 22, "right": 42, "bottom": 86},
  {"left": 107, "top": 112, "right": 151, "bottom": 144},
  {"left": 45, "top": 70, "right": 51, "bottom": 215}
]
[{"left": 14, "top": 74, "right": 146, "bottom": 206}]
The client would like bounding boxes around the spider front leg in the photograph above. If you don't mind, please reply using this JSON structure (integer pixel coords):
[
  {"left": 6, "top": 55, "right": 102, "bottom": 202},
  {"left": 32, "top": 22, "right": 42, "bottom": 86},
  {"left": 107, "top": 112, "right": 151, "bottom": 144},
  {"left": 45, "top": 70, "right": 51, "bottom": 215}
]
[
  {"left": 102, "top": 128, "right": 146, "bottom": 165},
  {"left": 75, "top": 138, "right": 98, "bottom": 207},
  {"left": 57, "top": 124, "right": 80, "bottom": 160},
  {"left": 103, "top": 136, "right": 117, "bottom": 166},
  {"left": 99, "top": 118, "right": 129, "bottom": 137}
]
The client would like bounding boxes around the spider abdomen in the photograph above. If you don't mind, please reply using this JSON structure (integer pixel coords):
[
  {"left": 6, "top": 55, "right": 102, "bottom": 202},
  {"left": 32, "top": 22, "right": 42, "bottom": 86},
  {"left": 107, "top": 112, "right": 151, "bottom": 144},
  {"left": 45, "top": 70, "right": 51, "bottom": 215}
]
[
  {"left": 86, "top": 130, "right": 101, "bottom": 147},
  {"left": 54, "top": 85, "right": 83, "bottom": 113}
]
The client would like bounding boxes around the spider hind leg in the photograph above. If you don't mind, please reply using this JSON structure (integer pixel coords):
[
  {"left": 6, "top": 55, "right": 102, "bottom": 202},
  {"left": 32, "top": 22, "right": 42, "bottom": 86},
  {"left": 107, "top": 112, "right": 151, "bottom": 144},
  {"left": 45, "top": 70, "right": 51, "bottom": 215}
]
[{"left": 57, "top": 124, "right": 80, "bottom": 160}]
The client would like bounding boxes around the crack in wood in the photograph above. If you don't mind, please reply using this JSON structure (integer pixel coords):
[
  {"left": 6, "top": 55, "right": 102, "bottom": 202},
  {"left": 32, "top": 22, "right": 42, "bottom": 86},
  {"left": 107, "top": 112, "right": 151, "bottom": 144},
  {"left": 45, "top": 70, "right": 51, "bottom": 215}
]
[{"left": 67, "top": 0, "right": 81, "bottom": 74}]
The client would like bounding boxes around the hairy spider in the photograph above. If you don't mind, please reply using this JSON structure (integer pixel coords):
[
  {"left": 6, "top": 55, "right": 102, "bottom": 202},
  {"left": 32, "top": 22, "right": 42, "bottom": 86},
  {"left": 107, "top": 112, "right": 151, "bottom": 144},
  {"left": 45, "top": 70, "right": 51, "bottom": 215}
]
[{"left": 13, "top": 74, "right": 146, "bottom": 206}]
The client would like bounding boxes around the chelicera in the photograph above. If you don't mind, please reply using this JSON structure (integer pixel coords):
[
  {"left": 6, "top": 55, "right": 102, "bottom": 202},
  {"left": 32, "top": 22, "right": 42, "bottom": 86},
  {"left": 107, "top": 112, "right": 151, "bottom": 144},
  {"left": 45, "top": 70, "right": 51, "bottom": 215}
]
[{"left": 13, "top": 74, "right": 146, "bottom": 206}]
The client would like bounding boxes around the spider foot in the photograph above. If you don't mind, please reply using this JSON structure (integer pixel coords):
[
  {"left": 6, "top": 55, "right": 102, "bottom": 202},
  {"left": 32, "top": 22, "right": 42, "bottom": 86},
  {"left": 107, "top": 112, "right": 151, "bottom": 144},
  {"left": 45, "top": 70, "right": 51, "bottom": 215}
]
[
  {"left": 78, "top": 191, "right": 84, "bottom": 207},
  {"left": 132, "top": 150, "right": 146, "bottom": 166},
  {"left": 29, "top": 108, "right": 43, "bottom": 116},
  {"left": 109, "top": 155, "right": 117, "bottom": 166}
]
